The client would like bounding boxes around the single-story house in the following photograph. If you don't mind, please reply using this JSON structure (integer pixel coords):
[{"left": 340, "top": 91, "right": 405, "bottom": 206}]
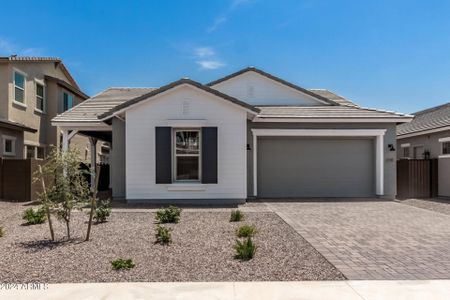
[
  {"left": 397, "top": 102, "right": 450, "bottom": 197},
  {"left": 52, "top": 67, "right": 412, "bottom": 204}
]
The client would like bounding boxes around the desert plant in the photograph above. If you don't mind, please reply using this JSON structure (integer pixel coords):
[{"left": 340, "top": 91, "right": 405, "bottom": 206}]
[
  {"left": 22, "top": 207, "right": 47, "bottom": 225},
  {"left": 236, "top": 224, "right": 257, "bottom": 238},
  {"left": 155, "top": 225, "right": 172, "bottom": 245},
  {"left": 155, "top": 206, "right": 182, "bottom": 223},
  {"left": 230, "top": 210, "right": 244, "bottom": 222},
  {"left": 111, "top": 259, "right": 135, "bottom": 270},
  {"left": 0, "top": 226, "right": 4, "bottom": 237},
  {"left": 234, "top": 237, "right": 257, "bottom": 261},
  {"left": 93, "top": 200, "right": 111, "bottom": 224},
  {"left": 34, "top": 147, "right": 91, "bottom": 240}
]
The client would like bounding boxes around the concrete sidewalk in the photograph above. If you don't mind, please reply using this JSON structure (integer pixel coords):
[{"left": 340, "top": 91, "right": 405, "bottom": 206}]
[{"left": 1, "top": 280, "right": 449, "bottom": 300}]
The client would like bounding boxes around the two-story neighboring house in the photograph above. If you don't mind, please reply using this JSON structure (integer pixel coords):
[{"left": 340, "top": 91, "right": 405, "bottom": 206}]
[{"left": 0, "top": 56, "right": 89, "bottom": 160}]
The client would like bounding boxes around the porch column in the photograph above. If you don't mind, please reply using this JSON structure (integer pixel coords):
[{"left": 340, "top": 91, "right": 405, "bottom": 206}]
[
  {"left": 89, "top": 137, "right": 98, "bottom": 188},
  {"left": 375, "top": 134, "right": 384, "bottom": 196},
  {"left": 252, "top": 133, "right": 257, "bottom": 197}
]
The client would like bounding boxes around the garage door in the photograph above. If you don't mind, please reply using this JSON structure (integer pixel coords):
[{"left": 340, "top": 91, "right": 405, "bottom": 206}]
[{"left": 257, "top": 137, "right": 375, "bottom": 198}]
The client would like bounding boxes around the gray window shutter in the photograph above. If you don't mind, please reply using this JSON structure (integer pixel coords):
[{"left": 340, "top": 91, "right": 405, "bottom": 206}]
[
  {"left": 155, "top": 127, "right": 172, "bottom": 184},
  {"left": 201, "top": 127, "right": 218, "bottom": 184}
]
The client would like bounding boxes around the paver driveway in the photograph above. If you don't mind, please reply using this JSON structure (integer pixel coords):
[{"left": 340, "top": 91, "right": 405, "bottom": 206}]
[{"left": 266, "top": 200, "right": 450, "bottom": 280}]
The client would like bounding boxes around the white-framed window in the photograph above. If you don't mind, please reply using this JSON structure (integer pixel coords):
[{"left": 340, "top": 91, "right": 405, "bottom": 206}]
[
  {"left": 400, "top": 143, "right": 410, "bottom": 159},
  {"left": 2, "top": 135, "right": 16, "bottom": 156},
  {"left": 62, "top": 91, "right": 74, "bottom": 112},
  {"left": 173, "top": 129, "right": 201, "bottom": 181},
  {"left": 35, "top": 80, "right": 45, "bottom": 113},
  {"left": 439, "top": 137, "right": 450, "bottom": 156},
  {"left": 26, "top": 145, "right": 36, "bottom": 159},
  {"left": 13, "top": 69, "right": 26, "bottom": 105}
]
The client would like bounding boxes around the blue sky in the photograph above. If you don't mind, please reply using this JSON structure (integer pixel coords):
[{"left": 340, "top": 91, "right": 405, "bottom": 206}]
[{"left": 1, "top": 0, "right": 450, "bottom": 113}]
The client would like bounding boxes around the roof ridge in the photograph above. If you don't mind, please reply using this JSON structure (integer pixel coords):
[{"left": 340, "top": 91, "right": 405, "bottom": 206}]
[{"left": 413, "top": 101, "right": 450, "bottom": 115}]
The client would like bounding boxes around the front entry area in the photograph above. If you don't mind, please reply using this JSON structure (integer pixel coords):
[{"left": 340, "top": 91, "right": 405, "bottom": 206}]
[{"left": 257, "top": 137, "right": 375, "bottom": 198}]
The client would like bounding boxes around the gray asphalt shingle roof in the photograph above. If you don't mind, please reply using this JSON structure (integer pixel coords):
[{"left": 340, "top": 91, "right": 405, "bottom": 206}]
[{"left": 397, "top": 102, "right": 450, "bottom": 136}]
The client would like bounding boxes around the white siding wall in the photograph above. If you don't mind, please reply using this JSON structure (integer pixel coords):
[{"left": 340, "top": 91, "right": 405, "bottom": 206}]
[
  {"left": 125, "top": 85, "right": 248, "bottom": 200},
  {"left": 211, "top": 71, "right": 324, "bottom": 106}
]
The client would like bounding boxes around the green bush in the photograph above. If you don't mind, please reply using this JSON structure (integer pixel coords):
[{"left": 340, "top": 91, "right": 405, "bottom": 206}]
[
  {"left": 22, "top": 207, "right": 47, "bottom": 225},
  {"left": 230, "top": 210, "right": 244, "bottom": 222},
  {"left": 236, "top": 225, "right": 257, "bottom": 238},
  {"left": 0, "top": 226, "right": 4, "bottom": 237},
  {"left": 234, "top": 237, "right": 257, "bottom": 261},
  {"left": 93, "top": 200, "right": 111, "bottom": 223},
  {"left": 111, "top": 259, "right": 135, "bottom": 270},
  {"left": 155, "top": 206, "right": 182, "bottom": 223},
  {"left": 155, "top": 225, "right": 172, "bottom": 245}
]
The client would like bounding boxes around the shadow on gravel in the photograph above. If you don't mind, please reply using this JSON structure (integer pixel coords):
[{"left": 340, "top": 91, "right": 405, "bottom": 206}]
[{"left": 19, "top": 238, "right": 84, "bottom": 252}]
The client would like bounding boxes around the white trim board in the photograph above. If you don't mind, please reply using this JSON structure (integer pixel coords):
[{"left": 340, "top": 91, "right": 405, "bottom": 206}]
[
  {"left": 438, "top": 137, "right": 450, "bottom": 143},
  {"left": 253, "top": 117, "right": 412, "bottom": 123},
  {"left": 251, "top": 129, "right": 386, "bottom": 197}
]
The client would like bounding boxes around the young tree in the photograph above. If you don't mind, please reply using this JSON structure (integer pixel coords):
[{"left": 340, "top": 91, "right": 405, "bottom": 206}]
[
  {"left": 85, "top": 165, "right": 100, "bottom": 241},
  {"left": 35, "top": 147, "right": 91, "bottom": 240}
]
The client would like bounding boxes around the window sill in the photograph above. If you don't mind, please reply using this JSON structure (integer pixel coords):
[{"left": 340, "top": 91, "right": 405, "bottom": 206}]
[
  {"left": 166, "top": 184, "right": 206, "bottom": 191},
  {"left": 2, "top": 153, "right": 16, "bottom": 157},
  {"left": 438, "top": 154, "right": 450, "bottom": 159},
  {"left": 34, "top": 108, "right": 46, "bottom": 115},
  {"left": 12, "top": 100, "right": 27, "bottom": 109}
]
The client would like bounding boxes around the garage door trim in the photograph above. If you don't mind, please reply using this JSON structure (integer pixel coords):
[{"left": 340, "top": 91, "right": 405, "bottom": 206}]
[{"left": 251, "top": 129, "right": 386, "bottom": 197}]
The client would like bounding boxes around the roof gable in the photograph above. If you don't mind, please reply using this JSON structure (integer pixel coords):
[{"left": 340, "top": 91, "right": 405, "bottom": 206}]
[
  {"left": 98, "top": 79, "right": 259, "bottom": 120},
  {"left": 207, "top": 67, "right": 338, "bottom": 106}
]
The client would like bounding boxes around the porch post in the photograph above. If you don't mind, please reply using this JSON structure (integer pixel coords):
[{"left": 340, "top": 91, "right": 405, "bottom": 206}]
[
  {"left": 375, "top": 134, "right": 384, "bottom": 196},
  {"left": 89, "top": 137, "right": 98, "bottom": 188},
  {"left": 62, "top": 129, "right": 69, "bottom": 152}
]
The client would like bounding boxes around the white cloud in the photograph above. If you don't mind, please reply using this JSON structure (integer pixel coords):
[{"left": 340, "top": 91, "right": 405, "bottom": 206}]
[
  {"left": 0, "top": 37, "right": 45, "bottom": 56},
  {"left": 207, "top": 15, "right": 228, "bottom": 33},
  {"left": 206, "top": 0, "right": 256, "bottom": 33},
  {"left": 196, "top": 60, "right": 225, "bottom": 70},
  {"left": 194, "top": 47, "right": 215, "bottom": 58}
]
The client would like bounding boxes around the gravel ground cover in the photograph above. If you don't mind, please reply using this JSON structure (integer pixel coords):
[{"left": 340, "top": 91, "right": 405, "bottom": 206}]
[
  {"left": 398, "top": 198, "right": 450, "bottom": 215},
  {"left": 0, "top": 202, "right": 344, "bottom": 283}
]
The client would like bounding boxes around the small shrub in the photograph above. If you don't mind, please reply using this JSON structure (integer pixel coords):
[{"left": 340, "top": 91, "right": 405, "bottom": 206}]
[
  {"left": 230, "top": 210, "right": 244, "bottom": 222},
  {"left": 236, "top": 224, "right": 257, "bottom": 238},
  {"left": 111, "top": 259, "right": 135, "bottom": 270},
  {"left": 155, "top": 225, "right": 172, "bottom": 245},
  {"left": 155, "top": 205, "right": 182, "bottom": 223},
  {"left": 0, "top": 226, "right": 4, "bottom": 237},
  {"left": 93, "top": 200, "right": 111, "bottom": 223},
  {"left": 22, "top": 207, "right": 47, "bottom": 225},
  {"left": 234, "top": 237, "right": 257, "bottom": 261}
]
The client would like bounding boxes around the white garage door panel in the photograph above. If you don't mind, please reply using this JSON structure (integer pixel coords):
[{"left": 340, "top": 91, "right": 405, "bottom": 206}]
[{"left": 258, "top": 137, "right": 375, "bottom": 198}]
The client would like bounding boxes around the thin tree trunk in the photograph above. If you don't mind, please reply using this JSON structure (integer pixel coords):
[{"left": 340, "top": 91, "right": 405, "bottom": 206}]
[
  {"left": 85, "top": 165, "right": 100, "bottom": 241},
  {"left": 38, "top": 166, "right": 55, "bottom": 241},
  {"left": 65, "top": 218, "right": 71, "bottom": 240}
]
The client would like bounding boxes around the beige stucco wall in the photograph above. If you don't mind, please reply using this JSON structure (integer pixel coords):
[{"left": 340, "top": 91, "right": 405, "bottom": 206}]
[
  {"left": 1, "top": 61, "right": 88, "bottom": 159},
  {"left": 0, "top": 127, "right": 24, "bottom": 159}
]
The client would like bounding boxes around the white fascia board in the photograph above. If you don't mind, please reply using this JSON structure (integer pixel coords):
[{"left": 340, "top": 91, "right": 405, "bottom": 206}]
[
  {"left": 398, "top": 126, "right": 450, "bottom": 139},
  {"left": 52, "top": 122, "right": 111, "bottom": 131},
  {"left": 400, "top": 143, "right": 411, "bottom": 148},
  {"left": 253, "top": 117, "right": 412, "bottom": 123},
  {"left": 438, "top": 137, "right": 450, "bottom": 143},
  {"left": 251, "top": 129, "right": 387, "bottom": 137}
]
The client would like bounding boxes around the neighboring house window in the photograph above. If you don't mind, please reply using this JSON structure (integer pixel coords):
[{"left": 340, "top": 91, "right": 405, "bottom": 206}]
[
  {"left": 2, "top": 136, "right": 16, "bottom": 156},
  {"left": 26, "top": 145, "right": 36, "bottom": 159},
  {"left": 36, "top": 82, "right": 45, "bottom": 112},
  {"left": 14, "top": 70, "right": 26, "bottom": 104},
  {"left": 442, "top": 142, "right": 450, "bottom": 155},
  {"left": 62, "top": 91, "right": 73, "bottom": 112},
  {"left": 174, "top": 130, "right": 200, "bottom": 181},
  {"left": 37, "top": 146, "right": 45, "bottom": 159},
  {"left": 400, "top": 143, "right": 410, "bottom": 159},
  {"left": 413, "top": 145, "right": 424, "bottom": 159}
]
